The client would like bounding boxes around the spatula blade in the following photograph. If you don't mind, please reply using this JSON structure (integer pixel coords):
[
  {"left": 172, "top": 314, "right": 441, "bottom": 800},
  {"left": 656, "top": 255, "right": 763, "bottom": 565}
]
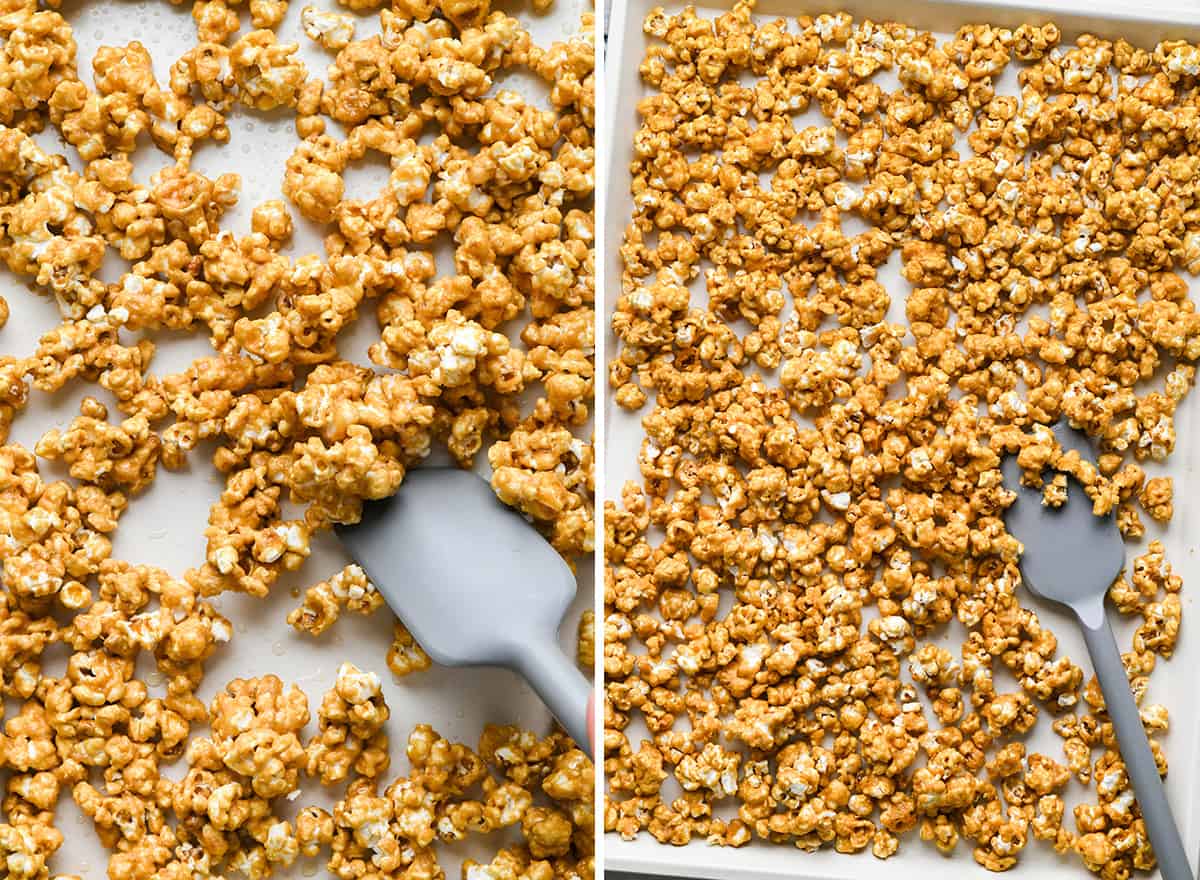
[
  {"left": 334, "top": 468, "right": 577, "bottom": 669},
  {"left": 1000, "top": 424, "right": 1125, "bottom": 613}
]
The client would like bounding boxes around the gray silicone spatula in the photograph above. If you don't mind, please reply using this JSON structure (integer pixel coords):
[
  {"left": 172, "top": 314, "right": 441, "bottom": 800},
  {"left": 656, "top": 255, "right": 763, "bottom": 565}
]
[
  {"left": 334, "top": 467, "right": 592, "bottom": 749},
  {"left": 1001, "top": 423, "right": 1192, "bottom": 880}
]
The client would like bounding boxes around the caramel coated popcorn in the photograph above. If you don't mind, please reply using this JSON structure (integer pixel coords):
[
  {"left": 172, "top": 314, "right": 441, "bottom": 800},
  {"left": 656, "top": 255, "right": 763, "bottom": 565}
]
[
  {"left": 0, "top": 0, "right": 594, "bottom": 876},
  {"left": 305, "top": 661, "right": 390, "bottom": 785},
  {"left": 288, "top": 562, "right": 382, "bottom": 636},
  {"left": 317, "top": 722, "right": 593, "bottom": 880},
  {"left": 606, "top": 4, "right": 1195, "bottom": 877}
]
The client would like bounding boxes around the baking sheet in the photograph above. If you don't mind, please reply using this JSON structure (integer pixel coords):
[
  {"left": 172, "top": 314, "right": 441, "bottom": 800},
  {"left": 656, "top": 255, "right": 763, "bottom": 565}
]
[
  {"left": 3, "top": 0, "right": 592, "bottom": 875},
  {"left": 601, "top": 1, "right": 1200, "bottom": 877}
]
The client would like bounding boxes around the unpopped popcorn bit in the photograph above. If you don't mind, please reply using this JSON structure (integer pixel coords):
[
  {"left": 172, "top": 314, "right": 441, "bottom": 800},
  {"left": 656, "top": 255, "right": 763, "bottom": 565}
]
[{"left": 607, "top": 4, "right": 1194, "bottom": 877}]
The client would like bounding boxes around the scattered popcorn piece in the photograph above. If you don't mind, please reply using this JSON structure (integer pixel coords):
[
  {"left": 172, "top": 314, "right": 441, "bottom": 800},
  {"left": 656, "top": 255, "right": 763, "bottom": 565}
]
[{"left": 301, "top": 5, "right": 356, "bottom": 51}]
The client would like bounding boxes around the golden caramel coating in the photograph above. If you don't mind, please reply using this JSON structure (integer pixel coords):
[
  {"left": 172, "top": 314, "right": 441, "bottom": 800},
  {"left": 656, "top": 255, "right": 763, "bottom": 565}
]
[
  {"left": 305, "top": 662, "right": 390, "bottom": 785},
  {"left": 577, "top": 608, "right": 595, "bottom": 670},
  {"left": 301, "top": 5, "right": 356, "bottom": 51},
  {"left": 387, "top": 619, "right": 432, "bottom": 678},
  {"left": 36, "top": 399, "right": 160, "bottom": 494},
  {"left": 0, "top": 0, "right": 593, "bottom": 876},
  {"left": 230, "top": 30, "right": 307, "bottom": 111},
  {"left": 607, "top": 3, "right": 1195, "bottom": 876},
  {"left": 288, "top": 563, "right": 383, "bottom": 636},
  {"left": 312, "top": 724, "right": 594, "bottom": 880}
]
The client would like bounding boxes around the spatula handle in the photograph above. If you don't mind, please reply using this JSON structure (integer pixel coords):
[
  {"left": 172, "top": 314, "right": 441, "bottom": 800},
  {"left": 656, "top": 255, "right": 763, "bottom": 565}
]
[
  {"left": 1079, "top": 610, "right": 1192, "bottom": 880},
  {"left": 516, "top": 639, "right": 593, "bottom": 751}
]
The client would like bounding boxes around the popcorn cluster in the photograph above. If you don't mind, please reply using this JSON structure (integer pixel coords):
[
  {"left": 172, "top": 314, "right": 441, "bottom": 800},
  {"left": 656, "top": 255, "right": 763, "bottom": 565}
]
[
  {"left": 606, "top": 5, "right": 1194, "bottom": 876},
  {"left": 67, "top": 666, "right": 596, "bottom": 880},
  {"left": 0, "top": 0, "right": 594, "bottom": 874}
]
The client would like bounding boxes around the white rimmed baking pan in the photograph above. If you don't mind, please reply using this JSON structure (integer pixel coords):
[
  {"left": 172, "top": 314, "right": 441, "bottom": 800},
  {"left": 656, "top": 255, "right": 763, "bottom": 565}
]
[
  {"left": 601, "top": 1, "right": 1200, "bottom": 877},
  {"left": 6, "top": 0, "right": 592, "bottom": 876}
]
